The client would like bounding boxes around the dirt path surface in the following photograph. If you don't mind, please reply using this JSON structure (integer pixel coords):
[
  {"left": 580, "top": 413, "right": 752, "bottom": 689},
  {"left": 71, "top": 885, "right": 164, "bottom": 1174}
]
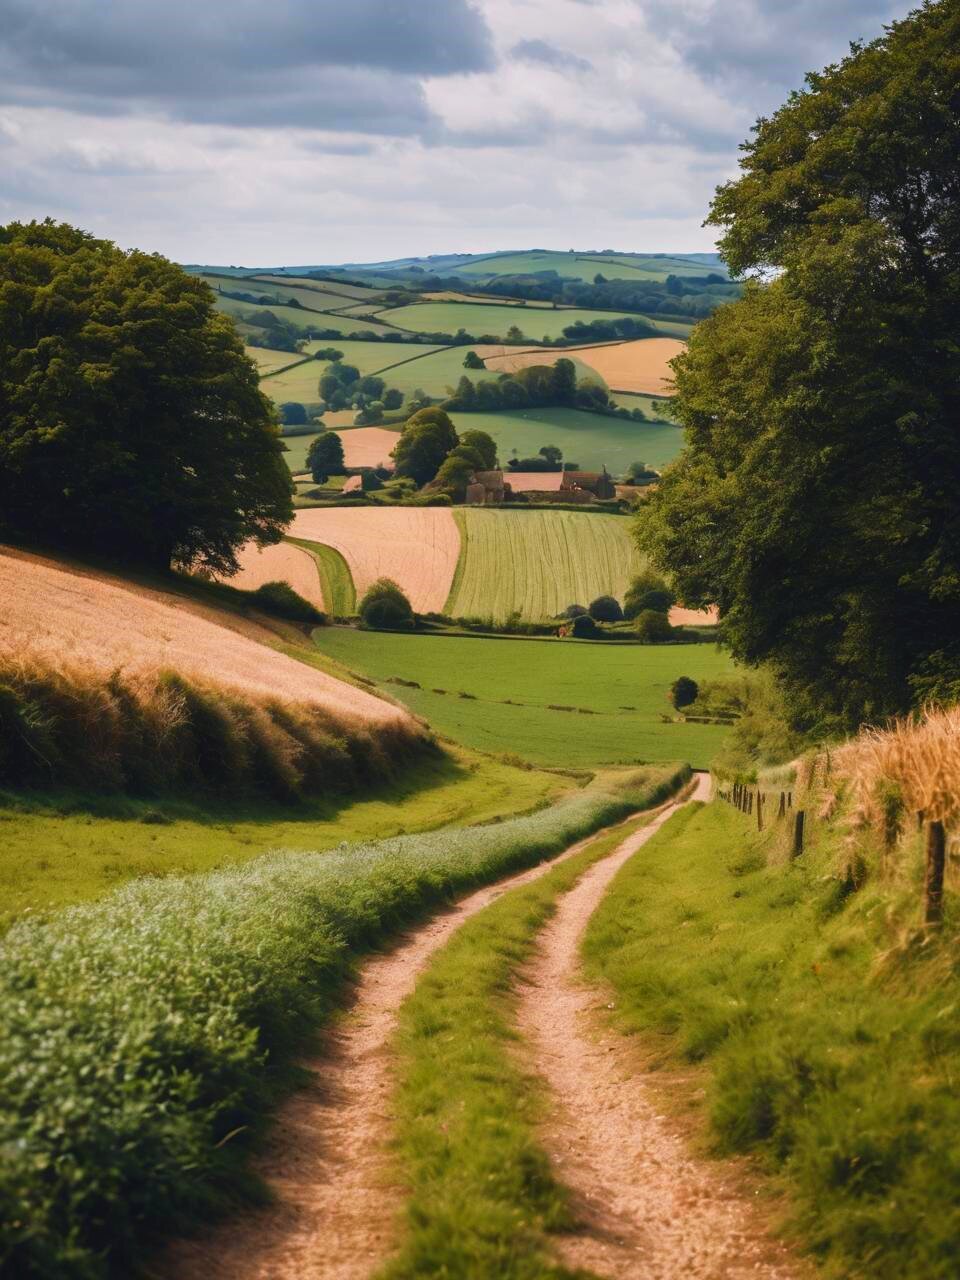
[
  {"left": 160, "top": 816, "right": 646, "bottom": 1280},
  {"left": 517, "top": 772, "right": 802, "bottom": 1280}
]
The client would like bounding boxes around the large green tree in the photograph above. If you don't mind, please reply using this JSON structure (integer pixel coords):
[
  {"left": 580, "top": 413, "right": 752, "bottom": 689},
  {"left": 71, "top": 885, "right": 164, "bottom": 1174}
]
[
  {"left": 0, "top": 220, "right": 292, "bottom": 573},
  {"left": 636, "top": 1, "right": 960, "bottom": 726},
  {"left": 391, "top": 407, "right": 459, "bottom": 487}
]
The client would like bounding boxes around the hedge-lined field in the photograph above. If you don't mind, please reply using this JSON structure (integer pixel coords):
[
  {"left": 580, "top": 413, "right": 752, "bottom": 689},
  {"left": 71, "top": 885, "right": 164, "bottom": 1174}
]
[
  {"left": 448, "top": 508, "right": 642, "bottom": 622},
  {"left": 378, "top": 301, "right": 670, "bottom": 341},
  {"left": 311, "top": 628, "right": 735, "bottom": 767},
  {"left": 449, "top": 407, "right": 684, "bottom": 474},
  {"left": 0, "top": 780, "right": 677, "bottom": 1278}
]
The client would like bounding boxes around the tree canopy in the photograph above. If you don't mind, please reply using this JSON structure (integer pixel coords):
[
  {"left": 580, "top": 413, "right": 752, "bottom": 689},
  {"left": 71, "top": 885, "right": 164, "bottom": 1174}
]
[
  {"left": 636, "top": 1, "right": 960, "bottom": 725},
  {"left": 0, "top": 219, "right": 292, "bottom": 573},
  {"left": 391, "top": 407, "right": 459, "bottom": 486},
  {"left": 306, "top": 432, "right": 346, "bottom": 484}
]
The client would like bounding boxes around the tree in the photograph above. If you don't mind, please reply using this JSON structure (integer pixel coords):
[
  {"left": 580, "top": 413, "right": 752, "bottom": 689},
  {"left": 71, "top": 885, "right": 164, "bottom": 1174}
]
[
  {"left": 588, "top": 595, "right": 623, "bottom": 623},
  {"left": 280, "top": 402, "right": 307, "bottom": 425},
  {"left": 319, "top": 372, "right": 342, "bottom": 403},
  {"left": 383, "top": 388, "right": 404, "bottom": 411},
  {"left": 562, "top": 603, "right": 587, "bottom": 619},
  {"left": 463, "top": 350, "right": 484, "bottom": 369},
  {"left": 358, "top": 374, "right": 385, "bottom": 400},
  {"left": 446, "top": 375, "right": 477, "bottom": 410},
  {"left": 506, "top": 324, "right": 524, "bottom": 341},
  {"left": 306, "top": 432, "right": 345, "bottom": 483},
  {"left": 636, "top": 1, "right": 960, "bottom": 725},
  {"left": 670, "top": 677, "right": 699, "bottom": 710},
  {"left": 459, "top": 429, "right": 498, "bottom": 471},
  {"left": 391, "top": 407, "right": 459, "bottom": 486},
  {"left": 314, "top": 347, "right": 343, "bottom": 361},
  {"left": 571, "top": 613, "right": 599, "bottom": 638},
  {"left": 594, "top": 273, "right": 607, "bottom": 285},
  {"left": 634, "top": 610, "right": 674, "bottom": 642},
  {"left": 0, "top": 219, "right": 292, "bottom": 574},
  {"left": 539, "top": 445, "right": 563, "bottom": 467},
  {"left": 432, "top": 451, "right": 479, "bottom": 502},
  {"left": 624, "top": 570, "right": 676, "bottom": 619},
  {"left": 358, "top": 577, "right": 414, "bottom": 630},
  {"left": 354, "top": 400, "right": 385, "bottom": 426},
  {"left": 625, "top": 461, "right": 657, "bottom": 484},
  {"left": 548, "top": 357, "right": 577, "bottom": 406}
]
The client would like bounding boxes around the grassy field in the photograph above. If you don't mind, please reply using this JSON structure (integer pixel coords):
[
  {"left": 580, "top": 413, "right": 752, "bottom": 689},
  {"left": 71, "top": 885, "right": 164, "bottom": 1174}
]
[
  {"left": 450, "top": 407, "right": 684, "bottom": 474},
  {"left": 280, "top": 428, "right": 323, "bottom": 470},
  {"left": 456, "top": 250, "right": 713, "bottom": 282},
  {"left": 379, "top": 301, "right": 680, "bottom": 342},
  {"left": 582, "top": 785, "right": 960, "bottom": 1279},
  {"left": 0, "top": 748, "right": 569, "bottom": 919},
  {"left": 213, "top": 292, "right": 395, "bottom": 336},
  {"left": 449, "top": 508, "right": 642, "bottom": 621},
  {"left": 302, "top": 337, "right": 442, "bottom": 370},
  {"left": 310, "top": 628, "right": 735, "bottom": 767},
  {"left": 289, "top": 536, "right": 357, "bottom": 614},
  {"left": 250, "top": 273, "right": 383, "bottom": 301}
]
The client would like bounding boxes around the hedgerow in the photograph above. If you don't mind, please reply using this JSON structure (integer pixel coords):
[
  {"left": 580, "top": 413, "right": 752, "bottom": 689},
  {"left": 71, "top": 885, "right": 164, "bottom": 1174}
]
[{"left": 0, "top": 767, "right": 688, "bottom": 1278}]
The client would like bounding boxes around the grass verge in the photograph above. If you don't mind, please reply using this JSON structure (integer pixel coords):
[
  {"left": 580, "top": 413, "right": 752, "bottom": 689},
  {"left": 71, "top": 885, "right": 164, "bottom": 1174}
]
[
  {"left": 380, "top": 767, "right": 688, "bottom": 1279},
  {"left": 0, "top": 769, "right": 686, "bottom": 1279},
  {"left": 582, "top": 795, "right": 960, "bottom": 1279},
  {"left": 288, "top": 536, "right": 357, "bottom": 615}
]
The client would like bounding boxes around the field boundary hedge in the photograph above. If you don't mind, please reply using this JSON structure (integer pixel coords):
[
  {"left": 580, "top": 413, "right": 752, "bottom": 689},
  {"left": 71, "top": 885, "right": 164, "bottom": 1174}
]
[{"left": 0, "top": 767, "right": 689, "bottom": 1278}]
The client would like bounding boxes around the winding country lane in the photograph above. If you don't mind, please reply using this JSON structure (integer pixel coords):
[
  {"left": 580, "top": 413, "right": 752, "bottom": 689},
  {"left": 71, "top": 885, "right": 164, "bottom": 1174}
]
[{"left": 517, "top": 771, "right": 804, "bottom": 1279}]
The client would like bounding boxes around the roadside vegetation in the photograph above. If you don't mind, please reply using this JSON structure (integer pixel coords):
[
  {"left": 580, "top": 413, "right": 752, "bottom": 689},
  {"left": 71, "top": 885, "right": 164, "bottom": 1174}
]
[
  {"left": 0, "top": 776, "right": 683, "bottom": 1279},
  {"left": 584, "top": 720, "right": 960, "bottom": 1278}
]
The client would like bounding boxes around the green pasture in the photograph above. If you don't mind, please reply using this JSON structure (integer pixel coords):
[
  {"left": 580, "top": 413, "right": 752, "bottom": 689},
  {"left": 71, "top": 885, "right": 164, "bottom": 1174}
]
[
  {"left": 449, "top": 508, "right": 641, "bottom": 621},
  {"left": 303, "top": 338, "right": 443, "bottom": 371},
  {"left": 247, "top": 273, "right": 384, "bottom": 302},
  {"left": 378, "top": 302, "right": 671, "bottom": 342},
  {"left": 213, "top": 292, "right": 395, "bottom": 336},
  {"left": 289, "top": 537, "right": 357, "bottom": 614},
  {"left": 310, "top": 628, "right": 735, "bottom": 768},
  {"left": 280, "top": 430, "right": 322, "bottom": 471},
  {"left": 449, "top": 408, "right": 684, "bottom": 474},
  {"left": 247, "top": 345, "right": 304, "bottom": 375},
  {"left": 455, "top": 250, "right": 714, "bottom": 283}
]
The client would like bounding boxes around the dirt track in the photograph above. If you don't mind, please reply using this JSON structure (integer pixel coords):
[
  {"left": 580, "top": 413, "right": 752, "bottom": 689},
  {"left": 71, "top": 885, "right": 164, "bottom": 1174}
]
[{"left": 517, "top": 772, "right": 802, "bottom": 1279}]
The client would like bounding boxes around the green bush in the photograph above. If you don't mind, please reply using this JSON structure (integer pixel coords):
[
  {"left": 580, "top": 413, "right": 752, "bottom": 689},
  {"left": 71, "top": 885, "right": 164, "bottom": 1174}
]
[
  {"left": 589, "top": 594, "right": 623, "bottom": 623},
  {"left": 358, "top": 577, "right": 415, "bottom": 630},
  {"left": 0, "top": 776, "right": 687, "bottom": 1279},
  {"left": 571, "top": 613, "right": 599, "bottom": 638},
  {"left": 624, "top": 570, "right": 677, "bottom": 619},
  {"left": 251, "top": 579, "right": 325, "bottom": 624},
  {"left": 670, "top": 676, "right": 699, "bottom": 709},
  {"left": 635, "top": 609, "right": 674, "bottom": 642}
]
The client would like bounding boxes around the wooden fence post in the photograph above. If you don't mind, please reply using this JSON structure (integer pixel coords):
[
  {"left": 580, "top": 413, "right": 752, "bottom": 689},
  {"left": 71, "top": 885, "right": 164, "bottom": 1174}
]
[
  {"left": 925, "top": 820, "right": 946, "bottom": 926},
  {"left": 787, "top": 791, "right": 793, "bottom": 809},
  {"left": 756, "top": 791, "right": 763, "bottom": 832},
  {"left": 792, "top": 810, "right": 805, "bottom": 858},
  {"left": 748, "top": 790, "right": 754, "bottom": 815},
  {"left": 778, "top": 791, "right": 785, "bottom": 818}
]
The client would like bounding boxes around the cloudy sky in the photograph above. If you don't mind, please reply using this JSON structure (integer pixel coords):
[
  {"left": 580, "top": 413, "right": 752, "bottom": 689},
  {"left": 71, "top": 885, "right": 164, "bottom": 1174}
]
[{"left": 0, "top": 0, "right": 914, "bottom": 266}]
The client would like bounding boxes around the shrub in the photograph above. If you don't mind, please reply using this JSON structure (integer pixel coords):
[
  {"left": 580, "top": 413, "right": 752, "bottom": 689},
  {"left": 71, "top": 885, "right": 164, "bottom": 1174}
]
[
  {"left": 562, "top": 603, "right": 588, "bottom": 619},
  {"left": 624, "top": 570, "right": 677, "bottom": 619},
  {"left": 588, "top": 595, "right": 623, "bottom": 623},
  {"left": 670, "top": 676, "right": 699, "bottom": 709},
  {"left": 635, "top": 609, "right": 674, "bottom": 642},
  {"left": 251, "top": 580, "right": 325, "bottom": 624},
  {"left": 279, "top": 401, "right": 307, "bottom": 425},
  {"left": 358, "top": 577, "right": 415, "bottom": 630},
  {"left": 571, "top": 614, "right": 599, "bottom": 639}
]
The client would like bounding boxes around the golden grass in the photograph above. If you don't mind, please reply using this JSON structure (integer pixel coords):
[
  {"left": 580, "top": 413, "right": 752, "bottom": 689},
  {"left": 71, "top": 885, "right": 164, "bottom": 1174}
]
[
  {"left": 0, "top": 546, "right": 406, "bottom": 727},
  {"left": 837, "top": 705, "right": 960, "bottom": 835},
  {"left": 668, "top": 605, "right": 720, "bottom": 626},
  {"left": 290, "top": 508, "right": 461, "bottom": 614},
  {"left": 219, "top": 541, "right": 325, "bottom": 608}
]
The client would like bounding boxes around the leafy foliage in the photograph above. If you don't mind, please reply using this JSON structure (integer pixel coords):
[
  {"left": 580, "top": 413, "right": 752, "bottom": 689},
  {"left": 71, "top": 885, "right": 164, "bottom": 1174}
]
[
  {"left": 391, "top": 407, "right": 459, "bottom": 486},
  {"left": 637, "top": 2, "right": 960, "bottom": 726},
  {"left": 358, "top": 577, "right": 415, "bottom": 630},
  {"left": 0, "top": 219, "right": 293, "bottom": 573},
  {"left": 306, "top": 431, "right": 346, "bottom": 483},
  {"left": 588, "top": 594, "right": 623, "bottom": 623}
]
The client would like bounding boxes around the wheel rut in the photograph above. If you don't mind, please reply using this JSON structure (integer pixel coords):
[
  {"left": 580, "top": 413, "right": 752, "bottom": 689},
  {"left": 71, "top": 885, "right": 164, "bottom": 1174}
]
[{"left": 517, "top": 772, "right": 803, "bottom": 1279}]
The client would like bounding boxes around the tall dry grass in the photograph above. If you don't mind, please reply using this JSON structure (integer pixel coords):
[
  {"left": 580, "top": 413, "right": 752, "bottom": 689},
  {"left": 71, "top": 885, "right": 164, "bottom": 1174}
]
[
  {"left": 0, "top": 649, "right": 431, "bottom": 801},
  {"left": 836, "top": 705, "right": 960, "bottom": 841}
]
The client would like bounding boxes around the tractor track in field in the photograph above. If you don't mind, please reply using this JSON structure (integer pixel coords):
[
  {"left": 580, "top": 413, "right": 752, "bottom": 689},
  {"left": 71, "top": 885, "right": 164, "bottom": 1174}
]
[
  {"left": 162, "top": 775, "right": 800, "bottom": 1280},
  {"left": 517, "top": 771, "right": 804, "bottom": 1279}
]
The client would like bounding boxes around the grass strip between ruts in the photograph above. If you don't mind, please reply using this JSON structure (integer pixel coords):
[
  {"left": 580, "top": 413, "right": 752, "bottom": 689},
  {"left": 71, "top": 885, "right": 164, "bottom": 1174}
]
[{"left": 380, "top": 809, "right": 658, "bottom": 1279}]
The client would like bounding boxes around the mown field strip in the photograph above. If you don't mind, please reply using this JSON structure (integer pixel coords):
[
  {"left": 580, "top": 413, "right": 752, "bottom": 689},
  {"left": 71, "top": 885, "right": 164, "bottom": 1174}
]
[{"left": 447, "top": 509, "right": 643, "bottom": 621}]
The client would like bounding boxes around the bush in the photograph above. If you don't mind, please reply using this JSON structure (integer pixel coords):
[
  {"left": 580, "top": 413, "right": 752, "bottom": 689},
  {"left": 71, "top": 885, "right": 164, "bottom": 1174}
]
[
  {"left": 251, "top": 580, "right": 325, "bottom": 624},
  {"left": 358, "top": 577, "right": 415, "bottom": 630},
  {"left": 670, "top": 676, "right": 699, "bottom": 709},
  {"left": 279, "top": 401, "right": 307, "bottom": 425},
  {"left": 624, "top": 571, "right": 677, "bottom": 619},
  {"left": 571, "top": 614, "right": 599, "bottom": 639},
  {"left": 562, "top": 603, "right": 587, "bottom": 619},
  {"left": 635, "top": 609, "right": 674, "bottom": 642},
  {"left": 588, "top": 595, "right": 623, "bottom": 623}
]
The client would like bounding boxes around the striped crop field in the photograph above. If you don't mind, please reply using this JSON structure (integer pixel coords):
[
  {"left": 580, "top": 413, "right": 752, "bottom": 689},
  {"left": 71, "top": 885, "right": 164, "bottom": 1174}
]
[{"left": 448, "top": 509, "right": 643, "bottom": 622}]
